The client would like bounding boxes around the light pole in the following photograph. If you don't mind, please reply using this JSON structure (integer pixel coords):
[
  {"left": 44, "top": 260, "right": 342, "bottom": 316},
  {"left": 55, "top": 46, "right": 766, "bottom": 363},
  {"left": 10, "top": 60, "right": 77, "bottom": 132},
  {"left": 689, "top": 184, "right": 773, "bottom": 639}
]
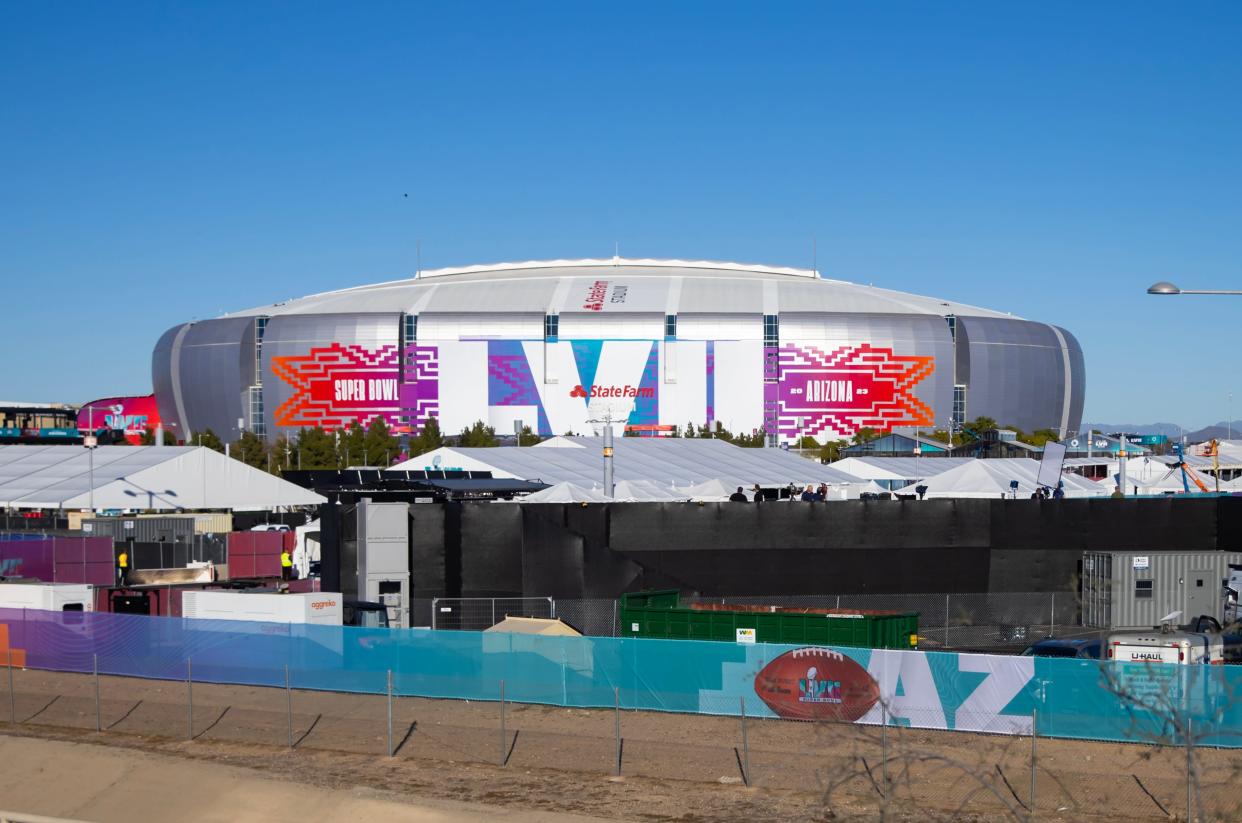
[
  {"left": 1148, "top": 281, "right": 1242, "bottom": 443},
  {"left": 85, "top": 405, "right": 97, "bottom": 512},
  {"left": 1148, "top": 282, "right": 1242, "bottom": 296}
]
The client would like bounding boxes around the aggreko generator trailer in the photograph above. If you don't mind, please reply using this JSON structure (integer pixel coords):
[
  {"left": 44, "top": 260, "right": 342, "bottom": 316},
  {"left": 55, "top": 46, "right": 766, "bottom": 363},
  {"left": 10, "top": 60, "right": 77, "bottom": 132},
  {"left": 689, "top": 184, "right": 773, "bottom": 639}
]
[
  {"left": 620, "top": 590, "right": 919, "bottom": 649},
  {"left": 181, "top": 590, "right": 342, "bottom": 625},
  {"left": 0, "top": 582, "right": 94, "bottom": 613}
]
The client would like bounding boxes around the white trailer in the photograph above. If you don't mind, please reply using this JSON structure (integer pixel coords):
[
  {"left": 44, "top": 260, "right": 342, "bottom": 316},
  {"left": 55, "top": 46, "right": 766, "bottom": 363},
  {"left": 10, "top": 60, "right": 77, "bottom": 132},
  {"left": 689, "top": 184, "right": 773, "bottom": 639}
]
[
  {"left": 0, "top": 583, "right": 94, "bottom": 613},
  {"left": 181, "top": 590, "right": 342, "bottom": 626}
]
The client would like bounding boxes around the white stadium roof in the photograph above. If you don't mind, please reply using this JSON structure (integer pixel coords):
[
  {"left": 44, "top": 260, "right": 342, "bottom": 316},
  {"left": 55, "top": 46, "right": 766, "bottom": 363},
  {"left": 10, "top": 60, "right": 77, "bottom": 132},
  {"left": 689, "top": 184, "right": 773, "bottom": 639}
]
[
  {"left": 0, "top": 446, "right": 325, "bottom": 511},
  {"left": 392, "top": 436, "right": 866, "bottom": 492},
  {"left": 222, "top": 258, "right": 1015, "bottom": 320}
]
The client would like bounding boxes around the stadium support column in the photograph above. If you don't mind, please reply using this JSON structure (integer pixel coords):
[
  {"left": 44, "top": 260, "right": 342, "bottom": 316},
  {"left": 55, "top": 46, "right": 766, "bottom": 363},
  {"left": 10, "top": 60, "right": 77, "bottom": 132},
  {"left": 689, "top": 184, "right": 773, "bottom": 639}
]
[{"left": 603, "top": 424, "right": 615, "bottom": 497}]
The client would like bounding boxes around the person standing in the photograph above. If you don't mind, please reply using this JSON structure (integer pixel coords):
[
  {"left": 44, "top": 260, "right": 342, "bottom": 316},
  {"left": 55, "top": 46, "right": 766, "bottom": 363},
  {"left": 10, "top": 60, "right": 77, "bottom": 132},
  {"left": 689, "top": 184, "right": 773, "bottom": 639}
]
[
  {"left": 751, "top": 484, "right": 763, "bottom": 503},
  {"left": 729, "top": 486, "right": 749, "bottom": 502},
  {"left": 280, "top": 548, "right": 293, "bottom": 580},
  {"left": 116, "top": 549, "right": 129, "bottom": 586}
]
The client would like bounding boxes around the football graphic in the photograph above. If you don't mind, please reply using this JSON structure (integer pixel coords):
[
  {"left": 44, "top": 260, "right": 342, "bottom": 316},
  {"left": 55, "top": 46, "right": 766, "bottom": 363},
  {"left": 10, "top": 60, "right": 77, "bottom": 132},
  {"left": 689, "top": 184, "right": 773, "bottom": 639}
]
[{"left": 754, "top": 647, "right": 880, "bottom": 722}]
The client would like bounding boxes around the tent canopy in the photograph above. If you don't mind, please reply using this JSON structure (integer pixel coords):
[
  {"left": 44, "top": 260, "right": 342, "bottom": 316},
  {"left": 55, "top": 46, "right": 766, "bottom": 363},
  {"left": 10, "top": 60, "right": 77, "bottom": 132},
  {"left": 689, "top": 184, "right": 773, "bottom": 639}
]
[
  {"left": 829, "top": 456, "right": 975, "bottom": 482},
  {"left": 892, "top": 458, "right": 1107, "bottom": 499},
  {"left": 394, "top": 436, "right": 863, "bottom": 491},
  {"left": 0, "top": 446, "right": 325, "bottom": 511}
]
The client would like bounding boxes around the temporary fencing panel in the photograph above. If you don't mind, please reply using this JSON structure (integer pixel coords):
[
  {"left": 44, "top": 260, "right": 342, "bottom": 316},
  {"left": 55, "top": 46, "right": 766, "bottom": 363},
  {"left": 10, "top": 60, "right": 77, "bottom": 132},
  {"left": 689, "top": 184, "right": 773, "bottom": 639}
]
[{"left": 4, "top": 606, "right": 1242, "bottom": 747}]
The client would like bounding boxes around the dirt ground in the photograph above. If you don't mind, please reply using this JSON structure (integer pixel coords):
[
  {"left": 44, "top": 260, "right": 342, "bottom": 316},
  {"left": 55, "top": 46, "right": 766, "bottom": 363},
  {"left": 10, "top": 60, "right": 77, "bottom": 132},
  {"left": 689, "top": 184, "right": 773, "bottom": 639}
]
[{"left": 2, "top": 667, "right": 1238, "bottom": 822}]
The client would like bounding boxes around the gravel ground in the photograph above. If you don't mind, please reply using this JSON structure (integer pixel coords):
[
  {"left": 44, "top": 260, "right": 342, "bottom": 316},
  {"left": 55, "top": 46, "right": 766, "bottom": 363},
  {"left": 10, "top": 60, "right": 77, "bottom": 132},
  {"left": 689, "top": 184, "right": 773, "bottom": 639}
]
[{"left": 2, "top": 667, "right": 1239, "bottom": 821}]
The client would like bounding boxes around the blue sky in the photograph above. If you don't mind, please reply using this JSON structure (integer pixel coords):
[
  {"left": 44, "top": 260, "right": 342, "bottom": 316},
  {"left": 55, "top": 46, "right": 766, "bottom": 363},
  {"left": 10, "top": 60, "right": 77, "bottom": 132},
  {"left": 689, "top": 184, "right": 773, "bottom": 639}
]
[{"left": 2, "top": 2, "right": 1239, "bottom": 427}]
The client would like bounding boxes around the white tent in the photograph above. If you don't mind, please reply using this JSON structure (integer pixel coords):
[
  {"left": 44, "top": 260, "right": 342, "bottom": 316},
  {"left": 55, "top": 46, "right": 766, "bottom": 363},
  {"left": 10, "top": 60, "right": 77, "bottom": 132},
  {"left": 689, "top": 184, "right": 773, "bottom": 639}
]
[
  {"left": 1112, "top": 457, "right": 1216, "bottom": 495},
  {"left": 0, "top": 446, "right": 325, "bottom": 511},
  {"left": 892, "top": 458, "right": 1108, "bottom": 499},
  {"left": 684, "top": 479, "right": 735, "bottom": 501},
  {"left": 519, "top": 482, "right": 612, "bottom": 503},
  {"left": 611, "top": 479, "right": 688, "bottom": 502},
  {"left": 829, "top": 457, "right": 974, "bottom": 488},
  {"left": 394, "top": 436, "right": 864, "bottom": 491}
]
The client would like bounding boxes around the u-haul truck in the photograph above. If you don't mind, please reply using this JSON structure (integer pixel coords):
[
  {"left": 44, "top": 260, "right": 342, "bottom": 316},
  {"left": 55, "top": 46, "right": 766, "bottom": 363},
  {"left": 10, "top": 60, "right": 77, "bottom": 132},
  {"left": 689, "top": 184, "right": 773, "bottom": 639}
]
[
  {"left": 181, "top": 590, "right": 341, "bottom": 626},
  {"left": 1106, "top": 628, "right": 1223, "bottom": 665}
]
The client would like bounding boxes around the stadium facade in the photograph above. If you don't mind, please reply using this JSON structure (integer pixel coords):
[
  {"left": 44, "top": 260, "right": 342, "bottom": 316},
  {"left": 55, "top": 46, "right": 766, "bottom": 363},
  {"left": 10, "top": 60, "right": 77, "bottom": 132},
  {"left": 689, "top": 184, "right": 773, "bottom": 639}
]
[{"left": 150, "top": 259, "right": 1085, "bottom": 445}]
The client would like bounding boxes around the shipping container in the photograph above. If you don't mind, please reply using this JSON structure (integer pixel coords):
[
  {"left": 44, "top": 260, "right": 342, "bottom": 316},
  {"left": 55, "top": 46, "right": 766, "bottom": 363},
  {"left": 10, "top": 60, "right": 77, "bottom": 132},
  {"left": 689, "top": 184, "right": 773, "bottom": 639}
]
[
  {"left": 82, "top": 516, "right": 196, "bottom": 544},
  {"left": 1081, "top": 551, "right": 1242, "bottom": 629},
  {"left": 619, "top": 590, "right": 918, "bottom": 649}
]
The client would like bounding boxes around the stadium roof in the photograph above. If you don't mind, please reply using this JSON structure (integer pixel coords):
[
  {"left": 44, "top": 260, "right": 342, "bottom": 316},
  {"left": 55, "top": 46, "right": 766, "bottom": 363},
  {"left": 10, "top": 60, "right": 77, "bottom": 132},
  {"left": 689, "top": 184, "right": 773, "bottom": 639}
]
[
  {"left": 222, "top": 258, "right": 1015, "bottom": 320},
  {"left": 392, "top": 436, "right": 866, "bottom": 491},
  {"left": 0, "top": 446, "right": 325, "bottom": 510}
]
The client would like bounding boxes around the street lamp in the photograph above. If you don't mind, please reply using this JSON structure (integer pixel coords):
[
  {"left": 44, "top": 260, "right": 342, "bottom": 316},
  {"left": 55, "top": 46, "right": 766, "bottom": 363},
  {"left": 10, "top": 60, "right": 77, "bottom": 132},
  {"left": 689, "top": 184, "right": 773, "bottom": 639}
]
[{"left": 1147, "top": 282, "right": 1242, "bottom": 296}]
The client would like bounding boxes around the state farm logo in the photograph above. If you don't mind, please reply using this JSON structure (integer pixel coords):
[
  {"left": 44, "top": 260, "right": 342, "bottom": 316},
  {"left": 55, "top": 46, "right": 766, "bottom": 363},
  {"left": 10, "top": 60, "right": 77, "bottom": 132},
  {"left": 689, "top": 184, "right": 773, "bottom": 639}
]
[
  {"left": 570, "top": 384, "right": 654, "bottom": 399},
  {"left": 581, "top": 280, "right": 627, "bottom": 311},
  {"left": 583, "top": 280, "right": 608, "bottom": 311}
]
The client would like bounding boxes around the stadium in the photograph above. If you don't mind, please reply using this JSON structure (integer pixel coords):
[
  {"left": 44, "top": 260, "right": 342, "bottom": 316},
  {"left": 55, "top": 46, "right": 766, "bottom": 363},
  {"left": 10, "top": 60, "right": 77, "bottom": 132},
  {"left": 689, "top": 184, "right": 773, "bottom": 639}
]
[{"left": 150, "top": 258, "right": 1085, "bottom": 445}]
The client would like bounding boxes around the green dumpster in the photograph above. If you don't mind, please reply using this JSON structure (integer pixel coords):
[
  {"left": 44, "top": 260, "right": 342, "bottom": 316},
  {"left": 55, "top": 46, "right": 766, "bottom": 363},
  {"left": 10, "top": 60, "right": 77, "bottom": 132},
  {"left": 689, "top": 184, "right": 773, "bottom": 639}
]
[{"left": 619, "top": 590, "right": 918, "bottom": 649}]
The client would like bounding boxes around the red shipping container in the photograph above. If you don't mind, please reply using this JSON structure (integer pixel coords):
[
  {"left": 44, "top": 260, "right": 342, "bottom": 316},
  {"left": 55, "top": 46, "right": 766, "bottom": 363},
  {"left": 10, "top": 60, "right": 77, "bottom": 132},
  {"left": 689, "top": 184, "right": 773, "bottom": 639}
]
[
  {"left": 54, "top": 561, "right": 114, "bottom": 586},
  {"left": 229, "top": 555, "right": 256, "bottom": 578},
  {"left": 253, "top": 532, "right": 283, "bottom": 556},
  {"left": 253, "top": 555, "right": 280, "bottom": 578}
]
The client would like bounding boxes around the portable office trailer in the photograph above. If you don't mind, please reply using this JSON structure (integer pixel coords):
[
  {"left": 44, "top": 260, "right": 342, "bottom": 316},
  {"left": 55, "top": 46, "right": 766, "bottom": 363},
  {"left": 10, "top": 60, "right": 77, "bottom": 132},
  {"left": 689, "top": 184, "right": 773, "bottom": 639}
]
[{"left": 1081, "top": 551, "right": 1242, "bottom": 629}]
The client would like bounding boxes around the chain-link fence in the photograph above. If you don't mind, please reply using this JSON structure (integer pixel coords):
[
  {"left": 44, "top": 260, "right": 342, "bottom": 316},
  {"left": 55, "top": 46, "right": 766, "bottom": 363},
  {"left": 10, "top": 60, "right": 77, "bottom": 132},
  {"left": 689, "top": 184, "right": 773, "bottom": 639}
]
[
  {"left": 428, "top": 593, "right": 1081, "bottom": 651},
  {"left": 4, "top": 665, "right": 1239, "bottom": 821},
  {"left": 429, "top": 597, "right": 554, "bottom": 630}
]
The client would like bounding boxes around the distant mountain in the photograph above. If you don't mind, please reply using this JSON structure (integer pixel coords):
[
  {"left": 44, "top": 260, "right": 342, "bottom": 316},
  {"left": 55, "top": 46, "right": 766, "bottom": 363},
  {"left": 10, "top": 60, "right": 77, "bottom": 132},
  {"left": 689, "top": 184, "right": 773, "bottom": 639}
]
[
  {"left": 1080, "top": 421, "right": 1242, "bottom": 443},
  {"left": 1183, "top": 423, "right": 1242, "bottom": 443}
]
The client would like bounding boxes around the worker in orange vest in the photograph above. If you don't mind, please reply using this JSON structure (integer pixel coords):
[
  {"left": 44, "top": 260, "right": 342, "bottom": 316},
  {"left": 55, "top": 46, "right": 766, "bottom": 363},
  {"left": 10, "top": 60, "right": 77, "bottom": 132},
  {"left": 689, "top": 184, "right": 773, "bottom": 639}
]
[{"left": 117, "top": 550, "right": 129, "bottom": 586}]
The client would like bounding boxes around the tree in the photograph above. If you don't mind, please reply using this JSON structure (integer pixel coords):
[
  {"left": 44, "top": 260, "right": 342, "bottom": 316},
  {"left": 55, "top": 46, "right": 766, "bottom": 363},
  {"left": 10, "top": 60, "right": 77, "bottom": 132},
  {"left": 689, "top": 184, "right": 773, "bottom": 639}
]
[
  {"left": 191, "top": 429, "right": 225, "bottom": 452},
  {"left": 297, "top": 426, "right": 337, "bottom": 469},
  {"left": 408, "top": 416, "right": 444, "bottom": 458},
  {"left": 850, "top": 427, "right": 880, "bottom": 446},
  {"left": 517, "top": 425, "right": 542, "bottom": 447},
  {"left": 458, "top": 420, "right": 498, "bottom": 447},
  {"left": 363, "top": 417, "right": 401, "bottom": 466},
  {"left": 139, "top": 427, "right": 161, "bottom": 446},
  {"left": 232, "top": 430, "right": 268, "bottom": 470},
  {"left": 338, "top": 421, "right": 367, "bottom": 467},
  {"left": 818, "top": 439, "right": 849, "bottom": 463},
  {"left": 732, "top": 428, "right": 766, "bottom": 448}
]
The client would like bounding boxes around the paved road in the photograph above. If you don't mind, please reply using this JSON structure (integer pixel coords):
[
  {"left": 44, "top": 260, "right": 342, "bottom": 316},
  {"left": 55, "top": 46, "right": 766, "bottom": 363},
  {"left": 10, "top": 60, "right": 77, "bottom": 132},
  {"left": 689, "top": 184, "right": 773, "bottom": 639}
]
[{"left": 0, "top": 734, "right": 611, "bottom": 823}]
